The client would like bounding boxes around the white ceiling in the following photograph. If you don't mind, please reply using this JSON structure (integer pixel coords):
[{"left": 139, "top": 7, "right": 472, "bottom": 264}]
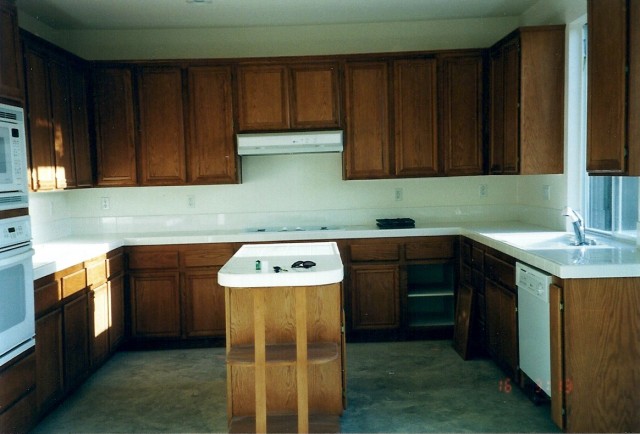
[{"left": 15, "top": 0, "right": 540, "bottom": 30}]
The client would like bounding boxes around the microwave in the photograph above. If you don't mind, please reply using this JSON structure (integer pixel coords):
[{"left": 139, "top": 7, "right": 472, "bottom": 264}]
[{"left": 0, "top": 103, "right": 29, "bottom": 210}]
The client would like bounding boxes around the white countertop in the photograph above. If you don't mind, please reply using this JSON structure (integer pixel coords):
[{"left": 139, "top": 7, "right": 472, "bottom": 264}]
[
  {"left": 32, "top": 221, "right": 640, "bottom": 280},
  {"left": 218, "top": 242, "right": 344, "bottom": 287}
]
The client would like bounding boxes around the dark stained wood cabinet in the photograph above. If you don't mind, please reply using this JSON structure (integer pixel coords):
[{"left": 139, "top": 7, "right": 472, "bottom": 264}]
[
  {"left": 393, "top": 58, "right": 439, "bottom": 177},
  {"left": 237, "top": 62, "right": 340, "bottom": 131},
  {"left": 489, "top": 26, "right": 565, "bottom": 175},
  {"left": 187, "top": 66, "right": 237, "bottom": 184},
  {"left": 0, "top": 0, "right": 24, "bottom": 102},
  {"left": 35, "top": 308, "right": 64, "bottom": 414},
  {"left": 438, "top": 52, "right": 484, "bottom": 176},
  {"left": 48, "top": 59, "right": 76, "bottom": 189},
  {"left": 350, "top": 264, "right": 400, "bottom": 330},
  {"left": 93, "top": 66, "right": 138, "bottom": 186},
  {"left": 344, "top": 61, "right": 391, "bottom": 179},
  {"left": 68, "top": 64, "right": 93, "bottom": 187},
  {"left": 587, "top": 0, "right": 640, "bottom": 174},
  {"left": 0, "top": 350, "right": 36, "bottom": 433},
  {"left": 138, "top": 66, "right": 187, "bottom": 185},
  {"left": 62, "top": 292, "right": 90, "bottom": 392}
]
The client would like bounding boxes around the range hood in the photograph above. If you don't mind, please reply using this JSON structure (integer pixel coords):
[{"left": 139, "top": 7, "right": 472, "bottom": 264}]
[{"left": 237, "top": 130, "right": 343, "bottom": 155}]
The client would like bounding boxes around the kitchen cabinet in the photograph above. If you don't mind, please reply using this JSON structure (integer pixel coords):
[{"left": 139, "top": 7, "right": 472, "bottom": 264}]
[
  {"left": 0, "top": 0, "right": 24, "bottom": 102},
  {"left": 344, "top": 61, "right": 391, "bottom": 179},
  {"left": 22, "top": 32, "right": 93, "bottom": 190},
  {"left": 138, "top": 66, "right": 187, "bottom": 185},
  {"left": 127, "top": 244, "right": 234, "bottom": 341},
  {"left": 62, "top": 292, "right": 90, "bottom": 392},
  {"left": 489, "top": 26, "right": 565, "bottom": 175},
  {"left": 0, "top": 350, "right": 36, "bottom": 433},
  {"left": 550, "top": 277, "right": 640, "bottom": 432},
  {"left": 587, "top": 0, "right": 640, "bottom": 174},
  {"left": 459, "top": 238, "right": 487, "bottom": 356},
  {"left": 236, "top": 62, "right": 340, "bottom": 131},
  {"left": 93, "top": 65, "right": 138, "bottom": 186},
  {"left": 483, "top": 252, "right": 518, "bottom": 379},
  {"left": 187, "top": 66, "right": 237, "bottom": 184},
  {"left": 438, "top": 52, "right": 484, "bottom": 176},
  {"left": 393, "top": 58, "right": 439, "bottom": 177},
  {"left": 345, "top": 236, "right": 456, "bottom": 340},
  {"left": 35, "top": 307, "right": 63, "bottom": 414}
]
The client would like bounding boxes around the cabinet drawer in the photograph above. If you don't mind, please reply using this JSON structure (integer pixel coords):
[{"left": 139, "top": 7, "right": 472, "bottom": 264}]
[
  {"left": 405, "top": 237, "right": 454, "bottom": 260},
  {"left": 0, "top": 351, "right": 35, "bottom": 411},
  {"left": 349, "top": 243, "right": 400, "bottom": 262},
  {"left": 128, "top": 249, "right": 179, "bottom": 269},
  {"left": 107, "top": 252, "right": 124, "bottom": 277},
  {"left": 61, "top": 268, "right": 87, "bottom": 298},
  {"left": 183, "top": 245, "right": 234, "bottom": 267},
  {"left": 471, "top": 246, "right": 484, "bottom": 270},
  {"left": 85, "top": 259, "right": 107, "bottom": 287},
  {"left": 34, "top": 278, "right": 60, "bottom": 317},
  {"left": 484, "top": 253, "right": 515, "bottom": 291}
]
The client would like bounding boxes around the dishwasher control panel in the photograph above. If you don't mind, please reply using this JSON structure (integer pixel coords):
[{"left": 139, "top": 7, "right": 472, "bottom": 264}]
[{"left": 516, "top": 262, "right": 552, "bottom": 302}]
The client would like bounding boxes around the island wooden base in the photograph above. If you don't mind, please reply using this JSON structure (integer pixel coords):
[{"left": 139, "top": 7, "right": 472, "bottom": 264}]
[{"left": 229, "top": 414, "right": 340, "bottom": 433}]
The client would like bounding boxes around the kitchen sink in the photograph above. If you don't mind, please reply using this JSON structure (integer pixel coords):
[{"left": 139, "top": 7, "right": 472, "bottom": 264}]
[{"left": 491, "top": 232, "right": 614, "bottom": 250}]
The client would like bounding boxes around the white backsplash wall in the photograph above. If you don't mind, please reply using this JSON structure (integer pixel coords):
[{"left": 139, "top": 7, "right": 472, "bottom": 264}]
[{"left": 29, "top": 154, "right": 567, "bottom": 242}]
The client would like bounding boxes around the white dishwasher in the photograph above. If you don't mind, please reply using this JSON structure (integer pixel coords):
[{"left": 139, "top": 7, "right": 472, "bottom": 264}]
[{"left": 516, "top": 262, "right": 552, "bottom": 397}]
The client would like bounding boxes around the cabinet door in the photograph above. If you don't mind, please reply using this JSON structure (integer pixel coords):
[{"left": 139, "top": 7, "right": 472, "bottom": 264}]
[
  {"left": 484, "top": 279, "right": 501, "bottom": 359},
  {"left": 439, "top": 53, "right": 484, "bottom": 176},
  {"left": 629, "top": 0, "right": 640, "bottom": 175},
  {"left": 344, "top": 62, "right": 391, "bottom": 179},
  {"left": 489, "top": 48, "right": 505, "bottom": 174},
  {"left": 187, "top": 66, "right": 237, "bottom": 184},
  {"left": 290, "top": 63, "right": 340, "bottom": 128},
  {"left": 90, "top": 283, "right": 110, "bottom": 367},
  {"left": 108, "top": 275, "right": 125, "bottom": 352},
  {"left": 394, "top": 58, "right": 439, "bottom": 177},
  {"left": 35, "top": 309, "right": 64, "bottom": 413},
  {"left": 184, "top": 267, "right": 225, "bottom": 337},
  {"left": 138, "top": 67, "right": 186, "bottom": 185},
  {"left": 350, "top": 264, "right": 399, "bottom": 330},
  {"left": 485, "top": 279, "right": 518, "bottom": 377},
  {"left": 24, "top": 48, "right": 56, "bottom": 191},
  {"left": 63, "top": 292, "right": 90, "bottom": 392},
  {"left": 0, "top": 0, "right": 24, "bottom": 101},
  {"left": 237, "top": 65, "right": 289, "bottom": 131},
  {"left": 501, "top": 40, "right": 520, "bottom": 174},
  {"left": 68, "top": 63, "right": 93, "bottom": 187},
  {"left": 130, "top": 271, "right": 181, "bottom": 338},
  {"left": 49, "top": 59, "right": 76, "bottom": 189},
  {"left": 587, "top": 0, "right": 628, "bottom": 174},
  {"left": 93, "top": 67, "right": 137, "bottom": 186}
]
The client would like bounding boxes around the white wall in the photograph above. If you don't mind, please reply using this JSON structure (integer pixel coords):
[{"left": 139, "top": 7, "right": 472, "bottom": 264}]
[{"left": 22, "top": 1, "right": 589, "bottom": 242}]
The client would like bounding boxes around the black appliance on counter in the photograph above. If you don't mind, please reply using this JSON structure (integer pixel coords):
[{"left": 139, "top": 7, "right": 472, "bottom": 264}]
[{"left": 376, "top": 218, "right": 415, "bottom": 229}]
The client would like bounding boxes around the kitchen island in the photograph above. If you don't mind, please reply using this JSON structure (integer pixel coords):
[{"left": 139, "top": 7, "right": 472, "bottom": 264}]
[{"left": 218, "top": 242, "right": 345, "bottom": 433}]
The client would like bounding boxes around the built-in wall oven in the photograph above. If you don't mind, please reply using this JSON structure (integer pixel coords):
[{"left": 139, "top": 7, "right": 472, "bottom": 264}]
[
  {"left": 0, "top": 103, "right": 29, "bottom": 210},
  {"left": 0, "top": 216, "right": 34, "bottom": 366}
]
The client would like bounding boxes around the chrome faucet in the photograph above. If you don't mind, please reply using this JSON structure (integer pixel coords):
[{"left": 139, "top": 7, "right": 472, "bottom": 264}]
[{"left": 562, "top": 206, "right": 587, "bottom": 246}]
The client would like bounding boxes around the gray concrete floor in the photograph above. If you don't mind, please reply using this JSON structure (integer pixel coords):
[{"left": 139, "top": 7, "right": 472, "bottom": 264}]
[{"left": 32, "top": 340, "right": 560, "bottom": 433}]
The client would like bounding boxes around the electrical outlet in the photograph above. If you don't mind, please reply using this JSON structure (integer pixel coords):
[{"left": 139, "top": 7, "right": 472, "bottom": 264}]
[
  {"left": 395, "top": 188, "right": 403, "bottom": 201},
  {"left": 543, "top": 185, "right": 551, "bottom": 201},
  {"left": 188, "top": 195, "right": 196, "bottom": 209},
  {"left": 101, "top": 197, "right": 110, "bottom": 210},
  {"left": 479, "top": 184, "right": 489, "bottom": 197}
]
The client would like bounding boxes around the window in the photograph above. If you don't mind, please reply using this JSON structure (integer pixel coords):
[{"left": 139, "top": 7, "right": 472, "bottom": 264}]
[{"left": 581, "top": 24, "right": 639, "bottom": 239}]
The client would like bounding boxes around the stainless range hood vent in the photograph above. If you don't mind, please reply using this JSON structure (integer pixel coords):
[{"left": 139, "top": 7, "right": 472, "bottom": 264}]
[{"left": 237, "top": 130, "right": 343, "bottom": 155}]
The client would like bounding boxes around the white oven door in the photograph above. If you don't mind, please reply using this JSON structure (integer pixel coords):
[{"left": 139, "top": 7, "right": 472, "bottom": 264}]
[{"left": 0, "top": 246, "right": 35, "bottom": 366}]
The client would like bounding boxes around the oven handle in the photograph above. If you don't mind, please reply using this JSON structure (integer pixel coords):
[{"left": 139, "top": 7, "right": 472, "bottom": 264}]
[{"left": 0, "top": 246, "right": 34, "bottom": 267}]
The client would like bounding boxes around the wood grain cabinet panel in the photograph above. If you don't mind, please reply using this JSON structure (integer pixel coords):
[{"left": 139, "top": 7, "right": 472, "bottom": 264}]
[
  {"left": 35, "top": 309, "right": 64, "bottom": 413},
  {"left": 393, "top": 58, "right": 439, "bottom": 177},
  {"left": 489, "top": 26, "right": 565, "bottom": 175},
  {"left": 187, "top": 66, "right": 237, "bottom": 184},
  {"left": 184, "top": 268, "right": 226, "bottom": 337},
  {"left": 438, "top": 52, "right": 484, "bottom": 176},
  {"left": 289, "top": 63, "right": 340, "bottom": 128},
  {"left": 344, "top": 61, "right": 391, "bottom": 179},
  {"left": 0, "top": 0, "right": 24, "bottom": 102},
  {"left": 63, "top": 292, "right": 90, "bottom": 392},
  {"left": 93, "top": 66, "right": 137, "bottom": 186},
  {"left": 130, "top": 272, "right": 181, "bottom": 338},
  {"left": 48, "top": 59, "right": 76, "bottom": 189},
  {"left": 138, "top": 66, "right": 187, "bottom": 185},
  {"left": 68, "top": 63, "right": 93, "bottom": 187},
  {"left": 237, "top": 65, "right": 289, "bottom": 131},
  {"left": 350, "top": 264, "right": 400, "bottom": 330}
]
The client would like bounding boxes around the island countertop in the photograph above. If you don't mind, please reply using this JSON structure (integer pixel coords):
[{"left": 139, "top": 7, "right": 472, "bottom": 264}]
[{"left": 218, "top": 242, "right": 344, "bottom": 288}]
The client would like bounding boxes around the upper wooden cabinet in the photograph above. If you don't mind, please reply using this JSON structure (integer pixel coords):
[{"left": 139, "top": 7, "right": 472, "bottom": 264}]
[
  {"left": 236, "top": 62, "right": 340, "bottom": 131},
  {"left": 438, "top": 52, "right": 484, "bottom": 176},
  {"left": 187, "top": 66, "right": 237, "bottom": 184},
  {"left": 137, "top": 66, "right": 187, "bottom": 185},
  {"left": 93, "top": 66, "right": 138, "bottom": 186},
  {"left": 22, "top": 33, "right": 93, "bottom": 191},
  {"left": 587, "top": 0, "right": 640, "bottom": 175},
  {"left": 0, "top": 0, "right": 24, "bottom": 102},
  {"left": 393, "top": 58, "right": 439, "bottom": 177},
  {"left": 489, "top": 26, "right": 565, "bottom": 175},
  {"left": 344, "top": 61, "right": 391, "bottom": 179}
]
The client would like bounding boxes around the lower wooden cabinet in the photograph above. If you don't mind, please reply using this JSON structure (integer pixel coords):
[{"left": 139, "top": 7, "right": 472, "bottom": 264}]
[
  {"left": 184, "top": 267, "right": 226, "bottom": 337},
  {"left": 484, "top": 279, "right": 518, "bottom": 377},
  {"left": 35, "top": 308, "right": 64, "bottom": 414},
  {"left": 350, "top": 264, "right": 400, "bottom": 330},
  {"left": 63, "top": 293, "right": 90, "bottom": 392},
  {"left": 130, "top": 271, "right": 181, "bottom": 338},
  {"left": 0, "top": 350, "right": 36, "bottom": 434}
]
